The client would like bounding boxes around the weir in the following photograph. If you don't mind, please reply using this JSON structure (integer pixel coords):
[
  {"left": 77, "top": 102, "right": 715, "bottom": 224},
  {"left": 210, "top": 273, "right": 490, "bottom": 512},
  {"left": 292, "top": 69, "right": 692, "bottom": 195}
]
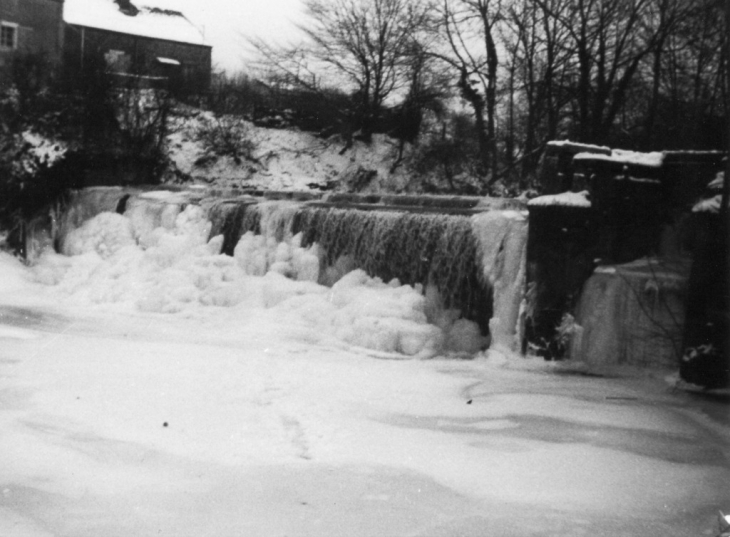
[
  {"left": 44, "top": 186, "right": 529, "bottom": 356},
  {"left": 28, "top": 146, "right": 721, "bottom": 371}
]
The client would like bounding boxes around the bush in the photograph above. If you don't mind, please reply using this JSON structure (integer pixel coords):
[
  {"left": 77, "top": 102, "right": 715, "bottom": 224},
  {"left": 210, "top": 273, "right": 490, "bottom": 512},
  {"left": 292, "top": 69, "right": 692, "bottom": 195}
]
[{"left": 195, "top": 116, "right": 258, "bottom": 165}]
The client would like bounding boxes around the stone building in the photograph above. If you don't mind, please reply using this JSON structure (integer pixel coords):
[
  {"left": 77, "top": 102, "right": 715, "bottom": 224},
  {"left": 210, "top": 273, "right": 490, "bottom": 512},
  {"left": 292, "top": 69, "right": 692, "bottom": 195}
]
[
  {"left": 0, "top": 0, "right": 65, "bottom": 81},
  {"left": 1, "top": 0, "right": 211, "bottom": 95},
  {"left": 63, "top": 0, "right": 212, "bottom": 95},
  {"left": 64, "top": 0, "right": 211, "bottom": 94}
]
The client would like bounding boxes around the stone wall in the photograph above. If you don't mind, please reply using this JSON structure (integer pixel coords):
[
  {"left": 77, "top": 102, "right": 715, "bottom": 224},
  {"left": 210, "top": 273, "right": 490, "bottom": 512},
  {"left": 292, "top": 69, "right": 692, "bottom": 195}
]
[{"left": 525, "top": 145, "right": 725, "bottom": 369}]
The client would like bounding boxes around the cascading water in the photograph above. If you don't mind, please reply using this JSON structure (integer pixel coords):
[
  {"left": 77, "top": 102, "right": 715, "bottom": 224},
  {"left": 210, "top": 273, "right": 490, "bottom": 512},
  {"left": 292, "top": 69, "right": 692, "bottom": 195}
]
[
  {"left": 202, "top": 198, "right": 530, "bottom": 354},
  {"left": 293, "top": 207, "right": 492, "bottom": 325},
  {"left": 41, "top": 187, "right": 530, "bottom": 357}
]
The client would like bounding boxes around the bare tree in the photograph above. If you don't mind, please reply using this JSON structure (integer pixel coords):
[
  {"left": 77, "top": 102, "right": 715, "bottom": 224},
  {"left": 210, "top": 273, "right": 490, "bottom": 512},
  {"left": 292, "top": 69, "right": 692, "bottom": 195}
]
[
  {"left": 501, "top": 0, "right": 573, "bottom": 177},
  {"left": 248, "top": 0, "right": 435, "bottom": 148},
  {"left": 301, "top": 0, "right": 434, "bottom": 141},
  {"left": 534, "top": 0, "right": 681, "bottom": 145},
  {"left": 644, "top": 0, "right": 726, "bottom": 148},
  {"left": 434, "top": 0, "right": 503, "bottom": 183}
]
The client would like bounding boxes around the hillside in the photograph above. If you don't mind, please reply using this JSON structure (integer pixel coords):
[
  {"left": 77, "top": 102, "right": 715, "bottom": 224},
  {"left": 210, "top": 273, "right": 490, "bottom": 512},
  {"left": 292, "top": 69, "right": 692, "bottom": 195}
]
[{"left": 164, "top": 110, "right": 484, "bottom": 195}]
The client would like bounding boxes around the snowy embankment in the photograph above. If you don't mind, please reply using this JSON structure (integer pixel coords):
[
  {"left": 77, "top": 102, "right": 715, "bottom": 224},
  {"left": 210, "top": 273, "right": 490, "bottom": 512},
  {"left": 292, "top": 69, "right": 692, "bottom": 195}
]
[
  {"left": 1, "top": 248, "right": 729, "bottom": 536},
  {"left": 167, "top": 112, "right": 417, "bottom": 192}
]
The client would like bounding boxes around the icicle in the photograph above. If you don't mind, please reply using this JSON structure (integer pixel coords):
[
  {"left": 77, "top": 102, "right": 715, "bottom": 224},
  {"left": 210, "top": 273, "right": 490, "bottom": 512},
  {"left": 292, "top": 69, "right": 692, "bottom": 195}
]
[{"left": 471, "top": 211, "right": 529, "bottom": 354}]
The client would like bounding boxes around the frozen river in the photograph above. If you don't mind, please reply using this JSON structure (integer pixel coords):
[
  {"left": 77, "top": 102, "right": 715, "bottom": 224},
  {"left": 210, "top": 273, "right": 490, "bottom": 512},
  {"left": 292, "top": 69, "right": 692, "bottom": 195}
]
[{"left": 1, "top": 250, "right": 728, "bottom": 537}]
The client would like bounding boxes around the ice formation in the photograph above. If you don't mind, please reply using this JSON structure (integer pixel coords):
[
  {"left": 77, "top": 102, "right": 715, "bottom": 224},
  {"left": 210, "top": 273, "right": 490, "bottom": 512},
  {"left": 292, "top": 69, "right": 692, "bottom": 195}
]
[
  {"left": 471, "top": 211, "right": 529, "bottom": 354},
  {"left": 35, "top": 197, "right": 463, "bottom": 357},
  {"left": 34, "top": 189, "right": 535, "bottom": 358},
  {"left": 570, "top": 257, "right": 690, "bottom": 368},
  {"left": 62, "top": 212, "right": 136, "bottom": 258}
]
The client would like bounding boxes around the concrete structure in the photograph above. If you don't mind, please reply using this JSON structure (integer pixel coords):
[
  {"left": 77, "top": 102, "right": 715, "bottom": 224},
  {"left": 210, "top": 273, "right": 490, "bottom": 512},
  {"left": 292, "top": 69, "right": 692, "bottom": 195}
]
[
  {"left": 63, "top": 0, "right": 211, "bottom": 95},
  {"left": 0, "top": 0, "right": 65, "bottom": 81}
]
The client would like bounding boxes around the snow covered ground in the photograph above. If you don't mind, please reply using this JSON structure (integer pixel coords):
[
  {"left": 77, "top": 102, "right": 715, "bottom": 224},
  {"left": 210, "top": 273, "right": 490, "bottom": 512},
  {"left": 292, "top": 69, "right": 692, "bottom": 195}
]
[
  {"left": 1, "top": 236, "right": 729, "bottom": 536},
  {"left": 166, "top": 111, "right": 433, "bottom": 193}
]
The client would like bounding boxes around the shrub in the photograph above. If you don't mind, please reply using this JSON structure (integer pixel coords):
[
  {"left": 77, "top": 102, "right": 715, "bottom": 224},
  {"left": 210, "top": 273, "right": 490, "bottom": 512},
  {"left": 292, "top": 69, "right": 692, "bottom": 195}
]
[{"left": 195, "top": 116, "right": 258, "bottom": 165}]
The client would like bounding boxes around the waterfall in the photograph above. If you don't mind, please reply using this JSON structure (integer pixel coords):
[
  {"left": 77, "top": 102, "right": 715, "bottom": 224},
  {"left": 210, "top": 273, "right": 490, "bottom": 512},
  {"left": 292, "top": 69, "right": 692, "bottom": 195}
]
[
  {"left": 292, "top": 207, "right": 493, "bottom": 333},
  {"left": 43, "top": 188, "right": 531, "bottom": 356},
  {"left": 207, "top": 199, "right": 260, "bottom": 255}
]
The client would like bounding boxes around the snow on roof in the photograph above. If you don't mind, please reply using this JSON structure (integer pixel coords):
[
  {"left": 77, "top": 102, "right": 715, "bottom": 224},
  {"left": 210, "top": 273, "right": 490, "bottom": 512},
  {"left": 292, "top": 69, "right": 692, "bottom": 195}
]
[
  {"left": 64, "top": 0, "right": 208, "bottom": 46},
  {"left": 527, "top": 190, "right": 591, "bottom": 208},
  {"left": 574, "top": 149, "right": 664, "bottom": 168}
]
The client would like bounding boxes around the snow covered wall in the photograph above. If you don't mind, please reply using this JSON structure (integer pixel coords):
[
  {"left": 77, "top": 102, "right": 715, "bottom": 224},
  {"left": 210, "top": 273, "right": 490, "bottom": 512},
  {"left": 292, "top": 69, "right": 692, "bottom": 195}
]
[{"left": 32, "top": 187, "right": 529, "bottom": 359}]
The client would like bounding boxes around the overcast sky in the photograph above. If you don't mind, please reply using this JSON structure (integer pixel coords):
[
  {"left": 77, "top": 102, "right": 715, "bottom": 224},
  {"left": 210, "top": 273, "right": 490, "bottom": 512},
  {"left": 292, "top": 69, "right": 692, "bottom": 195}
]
[{"left": 153, "top": 0, "right": 306, "bottom": 73}]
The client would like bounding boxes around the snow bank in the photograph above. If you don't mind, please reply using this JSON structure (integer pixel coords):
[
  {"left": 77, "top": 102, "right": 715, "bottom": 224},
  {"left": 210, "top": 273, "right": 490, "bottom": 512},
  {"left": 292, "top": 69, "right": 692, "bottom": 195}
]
[{"left": 0, "top": 252, "right": 31, "bottom": 295}]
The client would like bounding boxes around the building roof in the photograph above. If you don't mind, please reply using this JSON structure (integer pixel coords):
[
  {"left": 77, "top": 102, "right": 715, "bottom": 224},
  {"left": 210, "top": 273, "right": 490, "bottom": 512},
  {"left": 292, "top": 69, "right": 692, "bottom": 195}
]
[{"left": 64, "top": 0, "right": 208, "bottom": 47}]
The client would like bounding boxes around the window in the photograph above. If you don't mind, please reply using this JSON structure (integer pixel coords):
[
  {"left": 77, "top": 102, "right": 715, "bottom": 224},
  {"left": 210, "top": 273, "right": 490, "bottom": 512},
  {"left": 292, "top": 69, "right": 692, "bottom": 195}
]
[
  {"left": 104, "top": 49, "right": 130, "bottom": 72},
  {"left": 156, "top": 57, "right": 181, "bottom": 67},
  {"left": 0, "top": 22, "right": 18, "bottom": 50}
]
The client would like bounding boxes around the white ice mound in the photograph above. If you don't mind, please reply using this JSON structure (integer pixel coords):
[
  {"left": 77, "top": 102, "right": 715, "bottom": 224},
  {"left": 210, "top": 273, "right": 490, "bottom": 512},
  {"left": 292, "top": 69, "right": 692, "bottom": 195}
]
[
  {"left": 233, "top": 231, "right": 320, "bottom": 282},
  {"left": 36, "top": 206, "right": 448, "bottom": 358},
  {"left": 62, "top": 212, "right": 136, "bottom": 258},
  {"left": 323, "top": 270, "right": 444, "bottom": 358}
]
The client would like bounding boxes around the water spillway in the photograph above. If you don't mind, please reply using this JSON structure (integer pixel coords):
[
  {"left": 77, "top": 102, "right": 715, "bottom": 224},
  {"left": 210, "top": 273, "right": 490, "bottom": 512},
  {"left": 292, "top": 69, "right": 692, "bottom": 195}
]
[
  {"left": 40, "top": 186, "right": 529, "bottom": 357},
  {"left": 19, "top": 145, "right": 726, "bottom": 375}
]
